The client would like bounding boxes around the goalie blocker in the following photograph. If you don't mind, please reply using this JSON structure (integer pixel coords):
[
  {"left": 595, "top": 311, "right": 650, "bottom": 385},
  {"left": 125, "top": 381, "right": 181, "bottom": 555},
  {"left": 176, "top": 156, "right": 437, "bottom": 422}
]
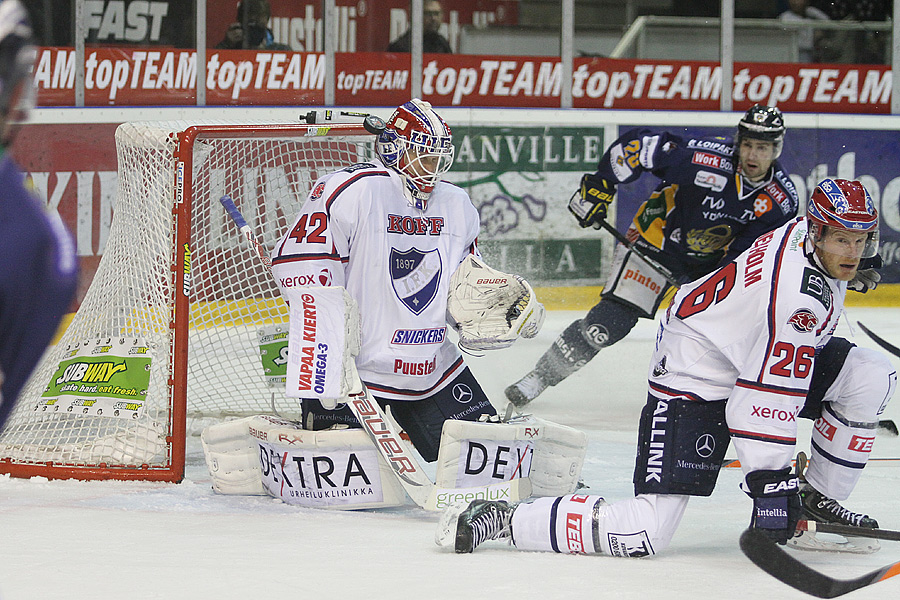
[
  {"left": 201, "top": 414, "right": 586, "bottom": 510},
  {"left": 448, "top": 255, "right": 546, "bottom": 352}
]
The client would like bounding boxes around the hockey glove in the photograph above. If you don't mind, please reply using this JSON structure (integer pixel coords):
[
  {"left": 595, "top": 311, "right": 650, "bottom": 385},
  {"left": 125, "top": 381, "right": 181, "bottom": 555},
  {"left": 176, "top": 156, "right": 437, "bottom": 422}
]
[
  {"left": 745, "top": 468, "right": 802, "bottom": 545},
  {"left": 568, "top": 173, "right": 616, "bottom": 229},
  {"left": 848, "top": 254, "right": 883, "bottom": 293}
]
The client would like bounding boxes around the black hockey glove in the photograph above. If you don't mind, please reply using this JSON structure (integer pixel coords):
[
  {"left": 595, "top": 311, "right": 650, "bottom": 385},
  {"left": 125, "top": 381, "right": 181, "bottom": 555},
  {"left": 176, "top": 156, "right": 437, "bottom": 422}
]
[
  {"left": 568, "top": 173, "right": 616, "bottom": 229},
  {"left": 848, "top": 254, "right": 883, "bottom": 293},
  {"left": 745, "top": 468, "right": 802, "bottom": 545}
]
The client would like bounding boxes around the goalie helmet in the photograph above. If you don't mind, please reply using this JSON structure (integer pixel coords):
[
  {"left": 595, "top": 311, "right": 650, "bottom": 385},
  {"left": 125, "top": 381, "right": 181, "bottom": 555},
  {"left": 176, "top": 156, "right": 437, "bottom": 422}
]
[
  {"left": 807, "top": 178, "right": 879, "bottom": 259},
  {"left": 0, "top": 0, "right": 35, "bottom": 146},
  {"left": 736, "top": 104, "right": 785, "bottom": 159},
  {"left": 376, "top": 98, "right": 455, "bottom": 210}
]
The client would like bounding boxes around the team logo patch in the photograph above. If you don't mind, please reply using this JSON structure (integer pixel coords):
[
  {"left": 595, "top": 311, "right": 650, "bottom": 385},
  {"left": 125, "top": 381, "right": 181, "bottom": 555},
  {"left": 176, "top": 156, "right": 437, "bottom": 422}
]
[
  {"left": 310, "top": 182, "right": 326, "bottom": 201},
  {"left": 390, "top": 247, "right": 442, "bottom": 315},
  {"left": 800, "top": 267, "right": 832, "bottom": 310},
  {"left": 788, "top": 308, "right": 818, "bottom": 333}
]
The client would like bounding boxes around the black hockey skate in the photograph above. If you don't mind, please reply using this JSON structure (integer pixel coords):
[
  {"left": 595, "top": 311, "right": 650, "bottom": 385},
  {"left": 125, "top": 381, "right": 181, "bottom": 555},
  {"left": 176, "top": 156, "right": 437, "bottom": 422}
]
[
  {"left": 448, "top": 499, "right": 514, "bottom": 553},
  {"left": 787, "top": 452, "right": 880, "bottom": 554},
  {"left": 800, "top": 485, "right": 879, "bottom": 529},
  {"left": 505, "top": 371, "right": 548, "bottom": 408}
]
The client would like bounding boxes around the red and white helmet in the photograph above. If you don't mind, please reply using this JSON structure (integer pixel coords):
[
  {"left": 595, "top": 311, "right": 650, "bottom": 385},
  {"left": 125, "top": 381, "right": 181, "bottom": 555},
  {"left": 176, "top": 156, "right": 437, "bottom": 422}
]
[
  {"left": 807, "top": 178, "right": 879, "bottom": 259},
  {"left": 376, "top": 98, "right": 454, "bottom": 210}
]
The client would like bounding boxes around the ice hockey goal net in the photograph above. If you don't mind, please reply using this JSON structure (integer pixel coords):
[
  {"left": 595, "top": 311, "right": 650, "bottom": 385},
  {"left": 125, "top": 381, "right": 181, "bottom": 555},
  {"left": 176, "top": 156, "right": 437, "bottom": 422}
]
[{"left": 0, "top": 120, "right": 374, "bottom": 482}]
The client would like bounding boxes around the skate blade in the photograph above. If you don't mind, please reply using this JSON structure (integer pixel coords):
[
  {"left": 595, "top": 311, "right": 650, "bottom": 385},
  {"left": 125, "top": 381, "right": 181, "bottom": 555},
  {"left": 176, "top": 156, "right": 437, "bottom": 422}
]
[{"left": 787, "top": 530, "right": 881, "bottom": 554}]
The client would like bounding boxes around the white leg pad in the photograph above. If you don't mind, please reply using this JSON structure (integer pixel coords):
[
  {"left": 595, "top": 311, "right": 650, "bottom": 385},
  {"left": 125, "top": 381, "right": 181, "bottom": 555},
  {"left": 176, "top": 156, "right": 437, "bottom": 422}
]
[
  {"left": 434, "top": 415, "right": 586, "bottom": 503},
  {"left": 202, "top": 415, "right": 407, "bottom": 509}
]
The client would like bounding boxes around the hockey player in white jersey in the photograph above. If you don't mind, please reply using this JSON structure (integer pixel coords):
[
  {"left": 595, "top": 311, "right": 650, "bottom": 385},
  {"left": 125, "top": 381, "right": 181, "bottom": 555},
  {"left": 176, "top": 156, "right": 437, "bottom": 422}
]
[
  {"left": 269, "top": 99, "right": 544, "bottom": 463},
  {"left": 439, "top": 178, "right": 895, "bottom": 555}
]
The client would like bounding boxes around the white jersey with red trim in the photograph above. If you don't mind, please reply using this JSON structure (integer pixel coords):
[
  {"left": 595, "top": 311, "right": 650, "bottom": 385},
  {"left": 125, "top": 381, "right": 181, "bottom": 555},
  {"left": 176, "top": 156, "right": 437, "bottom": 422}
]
[
  {"left": 271, "top": 160, "right": 480, "bottom": 401},
  {"left": 649, "top": 217, "right": 845, "bottom": 474}
]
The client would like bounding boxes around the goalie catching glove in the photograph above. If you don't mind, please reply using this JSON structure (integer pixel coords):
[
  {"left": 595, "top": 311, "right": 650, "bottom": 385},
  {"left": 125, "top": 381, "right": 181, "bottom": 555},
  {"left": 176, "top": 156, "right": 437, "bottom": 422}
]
[
  {"left": 568, "top": 173, "right": 616, "bottom": 229},
  {"left": 448, "top": 255, "right": 545, "bottom": 351}
]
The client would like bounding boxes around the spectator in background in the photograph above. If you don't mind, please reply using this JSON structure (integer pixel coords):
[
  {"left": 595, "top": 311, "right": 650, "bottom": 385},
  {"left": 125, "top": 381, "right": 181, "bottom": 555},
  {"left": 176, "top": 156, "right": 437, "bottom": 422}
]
[
  {"left": 779, "top": 0, "right": 830, "bottom": 63},
  {"left": 215, "top": 0, "right": 289, "bottom": 50},
  {"left": 825, "top": 0, "right": 891, "bottom": 64},
  {"left": 388, "top": 0, "right": 452, "bottom": 53}
]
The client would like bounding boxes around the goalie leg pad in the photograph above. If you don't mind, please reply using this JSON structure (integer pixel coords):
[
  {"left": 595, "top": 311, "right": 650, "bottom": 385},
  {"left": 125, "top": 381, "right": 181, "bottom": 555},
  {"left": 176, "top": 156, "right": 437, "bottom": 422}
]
[
  {"left": 201, "top": 416, "right": 277, "bottom": 496},
  {"left": 433, "top": 414, "right": 586, "bottom": 503},
  {"left": 202, "top": 415, "right": 406, "bottom": 509}
]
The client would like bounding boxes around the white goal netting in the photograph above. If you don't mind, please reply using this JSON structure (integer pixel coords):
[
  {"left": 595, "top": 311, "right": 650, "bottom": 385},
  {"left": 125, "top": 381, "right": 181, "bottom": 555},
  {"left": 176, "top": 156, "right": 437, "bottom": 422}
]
[{"left": 0, "top": 121, "right": 373, "bottom": 480}]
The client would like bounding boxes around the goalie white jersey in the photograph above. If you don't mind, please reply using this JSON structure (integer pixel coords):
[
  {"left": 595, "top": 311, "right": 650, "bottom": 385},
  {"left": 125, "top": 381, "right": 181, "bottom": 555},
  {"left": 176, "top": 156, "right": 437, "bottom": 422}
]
[
  {"left": 271, "top": 160, "right": 479, "bottom": 401},
  {"left": 651, "top": 217, "right": 845, "bottom": 474}
]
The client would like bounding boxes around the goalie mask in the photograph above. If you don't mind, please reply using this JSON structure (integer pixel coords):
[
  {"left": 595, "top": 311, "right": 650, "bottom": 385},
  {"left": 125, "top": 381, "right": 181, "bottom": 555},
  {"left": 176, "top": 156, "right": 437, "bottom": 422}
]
[
  {"left": 736, "top": 104, "right": 785, "bottom": 159},
  {"left": 807, "top": 178, "right": 879, "bottom": 260},
  {"left": 376, "top": 98, "right": 454, "bottom": 210}
]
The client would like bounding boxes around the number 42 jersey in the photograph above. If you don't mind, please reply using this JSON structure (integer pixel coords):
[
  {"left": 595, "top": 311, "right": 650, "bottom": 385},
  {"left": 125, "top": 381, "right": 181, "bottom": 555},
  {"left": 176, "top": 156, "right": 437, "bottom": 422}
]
[
  {"left": 648, "top": 217, "right": 844, "bottom": 472},
  {"left": 271, "top": 161, "right": 480, "bottom": 401}
]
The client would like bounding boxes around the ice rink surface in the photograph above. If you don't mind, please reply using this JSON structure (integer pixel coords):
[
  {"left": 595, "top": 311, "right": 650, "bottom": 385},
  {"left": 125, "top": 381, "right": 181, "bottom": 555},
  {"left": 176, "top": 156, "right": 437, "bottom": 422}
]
[{"left": 1, "top": 308, "right": 899, "bottom": 600}]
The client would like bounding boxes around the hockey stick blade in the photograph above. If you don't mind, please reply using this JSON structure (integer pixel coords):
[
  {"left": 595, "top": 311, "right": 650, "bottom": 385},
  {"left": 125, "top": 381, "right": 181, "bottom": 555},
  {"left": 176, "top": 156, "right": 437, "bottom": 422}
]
[
  {"left": 740, "top": 528, "right": 900, "bottom": 598},
  {"left": 797, "top": 520, "right": 900, "bottom": 542},
  {"left": 857, "top": 321, "right": 900, "bottom": 358}
]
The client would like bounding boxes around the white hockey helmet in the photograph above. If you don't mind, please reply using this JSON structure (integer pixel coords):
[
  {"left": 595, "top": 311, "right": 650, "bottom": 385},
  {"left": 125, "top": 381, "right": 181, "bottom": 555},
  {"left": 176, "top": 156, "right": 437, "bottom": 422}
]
[{"left": 376, "top": 98, "right": 454, "bottom": 210}]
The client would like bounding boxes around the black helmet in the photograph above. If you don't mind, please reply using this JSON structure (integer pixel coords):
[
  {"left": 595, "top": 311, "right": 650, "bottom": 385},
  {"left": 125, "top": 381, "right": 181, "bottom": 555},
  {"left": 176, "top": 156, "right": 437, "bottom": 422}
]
[{"left": 736, "top": 104, "right": 785, "bottom": 158}]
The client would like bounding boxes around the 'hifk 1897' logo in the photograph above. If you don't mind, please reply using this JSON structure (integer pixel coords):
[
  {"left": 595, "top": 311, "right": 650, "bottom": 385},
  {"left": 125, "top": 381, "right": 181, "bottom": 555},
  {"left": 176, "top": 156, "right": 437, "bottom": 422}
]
[{"left": 390, "top": 247, "right": 441, "bottom": 315}]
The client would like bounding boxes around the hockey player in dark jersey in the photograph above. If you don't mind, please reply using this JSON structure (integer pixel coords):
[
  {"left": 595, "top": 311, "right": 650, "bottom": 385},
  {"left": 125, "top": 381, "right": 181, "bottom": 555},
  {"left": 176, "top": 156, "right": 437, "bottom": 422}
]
[
  {"left": 0, "top": 0, "right": 77, "bottom": 429},
  {"left": 506, "top": 105, "right": 802, "bottom": 407}
]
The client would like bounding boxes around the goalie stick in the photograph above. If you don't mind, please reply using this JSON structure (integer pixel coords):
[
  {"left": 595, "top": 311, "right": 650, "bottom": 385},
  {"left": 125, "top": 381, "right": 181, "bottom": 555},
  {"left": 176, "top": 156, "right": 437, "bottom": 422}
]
[
  {"left": 740, "top": 527, "right": 900, "bottom": 598},
  {"left": 218, "top": 195, "right": 531, "bottom": 510}
]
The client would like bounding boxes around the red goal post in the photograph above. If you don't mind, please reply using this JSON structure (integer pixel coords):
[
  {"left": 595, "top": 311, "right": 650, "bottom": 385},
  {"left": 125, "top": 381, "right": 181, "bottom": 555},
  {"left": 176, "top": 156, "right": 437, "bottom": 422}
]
[{"left": 0, "top": 120, "right": 374, "bottom": 482}]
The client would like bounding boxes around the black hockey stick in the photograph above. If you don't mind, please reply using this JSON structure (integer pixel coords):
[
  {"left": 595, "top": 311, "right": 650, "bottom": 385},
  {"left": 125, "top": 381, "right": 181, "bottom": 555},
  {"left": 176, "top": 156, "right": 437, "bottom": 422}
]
[
  {"left": 857, "top": 321, "right": 900, "bottom": 358},
  {"left": 797, "top": 519, "right": 900, "bottom": 542},
  {"left": 594, "top": 218, "right": 681, "bottom": 288},
  {"left": 740, "top": 527, "right": 900, "bottom": 598}
]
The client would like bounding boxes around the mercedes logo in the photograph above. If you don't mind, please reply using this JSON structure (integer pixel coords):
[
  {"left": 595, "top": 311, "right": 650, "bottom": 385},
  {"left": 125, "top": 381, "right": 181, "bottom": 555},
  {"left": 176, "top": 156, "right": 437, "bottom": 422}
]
[
  {"left": 695, "top": 433, "right": 715, "bottom": 458},
  {"left": 453, "top": 384, "right": 473, "bottom": 403}
]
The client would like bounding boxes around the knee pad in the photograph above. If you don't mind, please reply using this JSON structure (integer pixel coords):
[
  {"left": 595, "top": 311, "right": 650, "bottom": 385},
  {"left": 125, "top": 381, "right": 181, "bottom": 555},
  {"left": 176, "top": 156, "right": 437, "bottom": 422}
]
[{"left": 633, "top": 395, "right": 729, "bottom": 496}]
